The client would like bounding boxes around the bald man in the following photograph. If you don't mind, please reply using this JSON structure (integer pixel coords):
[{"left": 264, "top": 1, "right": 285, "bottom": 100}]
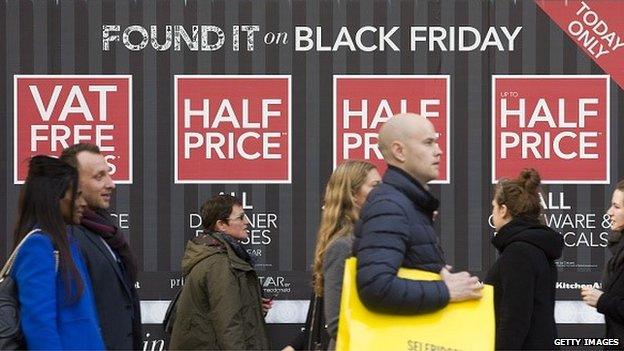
[{"left": 353, "top": 113, "right": 482, "bottom": 314}]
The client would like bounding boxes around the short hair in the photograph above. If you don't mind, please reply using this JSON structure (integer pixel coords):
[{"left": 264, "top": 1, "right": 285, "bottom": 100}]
[
  {"left": 59, "top": 143, "right": 101, "bottom": 168},
  {"left": 200, "top": 194, "right": 243, "bottom": 232}
]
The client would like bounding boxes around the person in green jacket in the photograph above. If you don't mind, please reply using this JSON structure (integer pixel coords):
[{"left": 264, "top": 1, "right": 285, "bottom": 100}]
[{"left": 169, "top": 194, "right": 271, "bottom": 350}]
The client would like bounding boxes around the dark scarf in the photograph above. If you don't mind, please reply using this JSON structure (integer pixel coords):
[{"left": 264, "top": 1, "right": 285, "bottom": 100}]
[
  {"left": 603, "top": 231, "right": 624, "bottom": 290},
  {"left": 213, "top": 232, "right": 255, "bottom": 265},
  {"left": 81, "top": 208, "right": 138, "bottom": 283}
]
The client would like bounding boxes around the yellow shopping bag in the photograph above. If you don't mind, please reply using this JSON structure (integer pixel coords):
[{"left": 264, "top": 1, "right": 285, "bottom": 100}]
[{"left": 336, "top": 258, "right": 494, "bottom": 351}]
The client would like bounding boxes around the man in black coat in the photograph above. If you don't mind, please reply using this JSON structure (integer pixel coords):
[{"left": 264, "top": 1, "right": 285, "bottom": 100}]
[
  {"left": 354, "top": 113, "right": 482, "bottom": 314},
  {"left": 61, "top": 143, "right": 142, "bottom": 350}
]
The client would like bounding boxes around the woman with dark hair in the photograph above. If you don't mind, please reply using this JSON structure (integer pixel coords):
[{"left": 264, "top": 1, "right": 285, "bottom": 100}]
[
  {"left": 11, "top": 155, "right": 104, "bottom": 349},
  {"left": 169, "top": 194, "right": 270, "bottom": 350},
  {"left": 485, "top": 168, "right": 564, "bottom": 350},
  {"left": 582, "top": 179, "right": 624, "bottom": 347}
]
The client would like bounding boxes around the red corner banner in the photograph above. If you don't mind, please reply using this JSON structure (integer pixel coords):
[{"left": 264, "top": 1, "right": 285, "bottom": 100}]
[{"left": 535, "top": 0, "right": 624, "bottom": 90}]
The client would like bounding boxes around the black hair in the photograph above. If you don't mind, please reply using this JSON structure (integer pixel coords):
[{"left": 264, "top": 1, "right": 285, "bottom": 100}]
[{"left": 13, "top": 155, "right": 83, "bottom": 302}]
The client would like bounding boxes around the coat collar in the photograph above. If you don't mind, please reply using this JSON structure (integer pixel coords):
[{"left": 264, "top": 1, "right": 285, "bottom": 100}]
[
  {"left": 383, "top": 165, "right": 439, "bottom": 216},
  {"left": 209, "top": 232, "right": 254, "bottom": 272}
]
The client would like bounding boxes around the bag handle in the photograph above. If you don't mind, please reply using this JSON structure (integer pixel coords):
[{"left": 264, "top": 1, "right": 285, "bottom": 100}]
[
  {"left": 0, "top": 229, "right": 43, "bottom": 278},
  {"left": 163, "top": 287, "right": 184, "bottom": 334}
]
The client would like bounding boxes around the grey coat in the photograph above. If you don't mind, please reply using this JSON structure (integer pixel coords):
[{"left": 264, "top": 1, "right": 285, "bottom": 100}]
[{"left": 322, "top": 234, "right": 354, "bottom": 349}]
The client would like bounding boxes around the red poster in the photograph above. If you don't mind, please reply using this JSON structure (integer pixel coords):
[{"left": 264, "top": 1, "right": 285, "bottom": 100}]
[
  {"left": 334, "top": 75, "right": 450, "bottom": 183},
  {"left": 14, "top": 75, "right": 132, "bottom": 184},
  {"left": 175, "top": 76, "right": 291, "bottom": 183},
  {"left": 492, "top": 75, "right": 609, "bottom": 184}
]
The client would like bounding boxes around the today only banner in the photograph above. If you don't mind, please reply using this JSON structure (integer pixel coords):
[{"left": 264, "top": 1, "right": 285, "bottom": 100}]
[{"left": 2, "top": 0, "right": 624, "bottom": 347}]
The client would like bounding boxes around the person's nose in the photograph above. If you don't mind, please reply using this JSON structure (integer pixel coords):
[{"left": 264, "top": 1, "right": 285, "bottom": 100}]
[
  {"left": 435, "top": 142, "right": 442, "bottom": 156},
  {"left": 106, "top": 174, "right": 116, "bottom": 189}
]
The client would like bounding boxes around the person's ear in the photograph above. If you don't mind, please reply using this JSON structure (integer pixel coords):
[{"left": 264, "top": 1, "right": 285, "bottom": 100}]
[
  {"left": 500, "top": 204, "right": 510, "bottom": 219},
  {"left": 391, "top": 141, "right": 406, "bottom": 162},
  {"left": 215, "top": 219, "right": 227, "bottom": 232},
  {"left": 352, "top": 194, "right": 361, "bottom": 208}
]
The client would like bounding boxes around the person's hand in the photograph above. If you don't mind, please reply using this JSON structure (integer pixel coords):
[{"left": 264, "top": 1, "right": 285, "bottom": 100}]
[
  {"left": 262, "top": 297, "right": 274, "bottom": 315},
  {"left": 581, "top": 286, "right": 603, "bottom": 308},
  {"left": 440, "top": 267, "right": 483, "bottom": 302}
]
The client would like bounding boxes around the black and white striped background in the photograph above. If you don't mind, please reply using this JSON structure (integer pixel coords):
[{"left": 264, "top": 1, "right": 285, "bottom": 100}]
[{"left": 1, "top": 0, "right": 622, "bottom": 346}]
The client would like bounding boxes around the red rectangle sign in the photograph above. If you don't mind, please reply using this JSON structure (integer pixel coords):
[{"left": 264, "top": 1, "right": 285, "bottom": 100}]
[
  {"left": 492, "top": 75, "right": 609, "bottom": 184},
  {"left": 14, "top": 75, "right": 132, "bottom": 184},
  {"left": 334, "top": 75, "right": 450, "bottom": 183},
  {"left": 175, "top": 76, "right": 291, "bottom": 183}
]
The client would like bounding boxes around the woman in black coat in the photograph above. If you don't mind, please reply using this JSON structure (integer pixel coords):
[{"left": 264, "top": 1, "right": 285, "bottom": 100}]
[
  {"left": 485, "top": 168, "right": 564, "bottom": 350},
  {"left": 582, "top": 180, "right": 624, "bottom": 347}
]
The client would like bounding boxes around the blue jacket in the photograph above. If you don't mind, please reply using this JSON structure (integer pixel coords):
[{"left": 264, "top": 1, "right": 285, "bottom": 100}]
[
  {"left": 12, "top": 230, "right": 105, "bottom": 350},
  {"left": 354, "top": 165, "right": 450, "bottom": 314}
]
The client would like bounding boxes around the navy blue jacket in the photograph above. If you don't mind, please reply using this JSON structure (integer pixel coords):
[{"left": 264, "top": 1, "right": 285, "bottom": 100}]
[
  {"left": 72, "top": 224, "right": 141, "bottom": 350},
  {"left": 354, "top": 166, "right": 450, "bottom": 314}
]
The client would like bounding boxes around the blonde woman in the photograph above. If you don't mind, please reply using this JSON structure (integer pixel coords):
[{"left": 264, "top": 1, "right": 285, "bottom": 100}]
[
  {"left": 283, "top": 161, "right": 380, "bottom": 351},
  {"left": 315, "top": 160, "right": 381, "bottom": 349}
]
